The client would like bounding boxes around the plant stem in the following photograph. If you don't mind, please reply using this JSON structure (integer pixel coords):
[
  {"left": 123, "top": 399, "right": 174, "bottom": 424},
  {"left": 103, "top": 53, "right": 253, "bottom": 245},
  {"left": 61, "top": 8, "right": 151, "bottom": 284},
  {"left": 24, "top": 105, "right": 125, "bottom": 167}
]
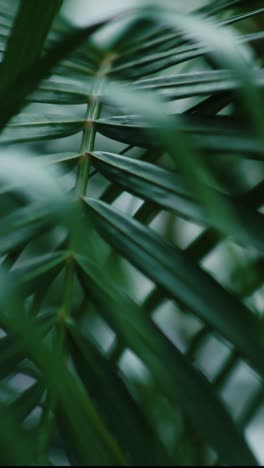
[
  {"left": 76, "top": 53, "right": 116, "bottom": 197},
  {"left": 37, "top": 258, "right": 74, "bottom": 465},
  {"left": 37, "top": 53, "right": 115, "bottom": 464}
]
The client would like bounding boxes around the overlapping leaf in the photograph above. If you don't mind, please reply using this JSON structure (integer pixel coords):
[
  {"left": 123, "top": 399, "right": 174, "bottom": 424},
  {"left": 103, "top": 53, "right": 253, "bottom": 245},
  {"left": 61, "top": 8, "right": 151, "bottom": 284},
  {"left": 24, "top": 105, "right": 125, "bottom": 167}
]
[
  {"left": 75, "top": 255, "right": 257, "bottom": 466},
  {"left": 84, "top": 198, "right": 264, "bottom": 378},
  {"left": 0, "top": 0, "right": 263, "bottom": 466}
]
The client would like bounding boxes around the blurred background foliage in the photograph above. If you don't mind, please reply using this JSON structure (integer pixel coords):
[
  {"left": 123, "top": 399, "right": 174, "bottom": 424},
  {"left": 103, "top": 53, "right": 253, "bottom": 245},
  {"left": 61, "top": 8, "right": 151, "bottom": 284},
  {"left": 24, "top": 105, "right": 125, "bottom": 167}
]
[{"left": 0, "top": 0, "right": 264, "bottom": 465}]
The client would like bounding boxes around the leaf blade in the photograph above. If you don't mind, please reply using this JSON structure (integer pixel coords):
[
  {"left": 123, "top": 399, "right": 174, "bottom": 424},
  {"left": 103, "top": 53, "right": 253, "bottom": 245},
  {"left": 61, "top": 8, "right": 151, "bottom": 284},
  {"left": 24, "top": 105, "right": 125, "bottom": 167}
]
[
  {"left": 1, "top": 0, "right": 63, "bottom": 89},
  {"left": 84, "top": 198, "right": 264, "bottom": 378},
  {"left": 76, "top": 255, "right": 257, "bottom": 467}
]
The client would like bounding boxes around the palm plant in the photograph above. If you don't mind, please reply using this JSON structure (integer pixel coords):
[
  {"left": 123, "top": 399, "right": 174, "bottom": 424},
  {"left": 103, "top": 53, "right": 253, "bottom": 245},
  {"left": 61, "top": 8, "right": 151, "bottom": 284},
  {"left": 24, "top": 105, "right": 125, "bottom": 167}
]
[{"left": 0, "top": 0, "right": 264, "bottom": 465}]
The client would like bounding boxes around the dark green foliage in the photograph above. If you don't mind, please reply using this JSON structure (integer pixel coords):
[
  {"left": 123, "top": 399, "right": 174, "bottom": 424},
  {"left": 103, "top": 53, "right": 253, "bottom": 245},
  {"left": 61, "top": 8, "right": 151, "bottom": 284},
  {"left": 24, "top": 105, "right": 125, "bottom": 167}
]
[{"left": 0, "top": 0, "right": 263, "bottom": 466}]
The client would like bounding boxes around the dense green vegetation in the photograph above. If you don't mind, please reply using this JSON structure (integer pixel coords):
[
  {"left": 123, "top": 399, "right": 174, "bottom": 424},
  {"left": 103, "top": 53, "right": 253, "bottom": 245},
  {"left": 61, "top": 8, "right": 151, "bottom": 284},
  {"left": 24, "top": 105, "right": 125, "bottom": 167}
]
[{"left": 0, "top": 0, "right": 263, "bottom": 465}]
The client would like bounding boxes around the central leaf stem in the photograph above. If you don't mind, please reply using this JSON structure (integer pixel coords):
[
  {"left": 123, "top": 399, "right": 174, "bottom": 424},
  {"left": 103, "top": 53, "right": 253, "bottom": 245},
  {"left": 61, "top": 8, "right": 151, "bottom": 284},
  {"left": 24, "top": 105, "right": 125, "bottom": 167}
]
[
  {"left": 39, "top": 54, "right": 116, "bottom": 464},
  {"left": 76, "top": 53, "right": 116, "bottom": 197}
]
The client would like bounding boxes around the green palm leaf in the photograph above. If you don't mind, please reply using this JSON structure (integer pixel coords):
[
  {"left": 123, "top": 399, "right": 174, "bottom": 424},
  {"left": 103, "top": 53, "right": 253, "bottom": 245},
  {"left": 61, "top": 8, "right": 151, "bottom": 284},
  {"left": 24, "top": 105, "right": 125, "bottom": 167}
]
[{"left": 0, "top": 0, "right": 263, "bottom": 465}]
